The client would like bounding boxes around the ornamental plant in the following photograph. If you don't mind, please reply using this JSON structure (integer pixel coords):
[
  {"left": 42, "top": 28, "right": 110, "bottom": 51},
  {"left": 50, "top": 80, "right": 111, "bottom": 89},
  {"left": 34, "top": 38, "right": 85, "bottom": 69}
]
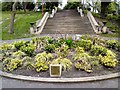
[
  {"left": 74, "top": 57, "right": 92, "bottom": 73},
  {"left": 20, "top": 43, "right": 35, "bottom": 56},
  {"left": 44, "top": 44, "right": 55, "bottom": 53},
  {"left": 3, "top": 58, "right": 22, "bottom": 72},
  {"left": 52, "top": 57, "right": 72, "bottom": 71},
  {"left": 1, "top": 43, "right": 15, "bottom": 51},
  {"left": 55, "top": 43, "right": 69, "bottom": 58},
  {"left": 35, "top": 52, "right": 52, "bottom": 72},
  {"left": 65, "top": 37, "right": 73, "bottom": 48},
  {"left": 75, "top": 47, "right": 85, "bottom": 54},
  {"left": 90, "top": 45, "right": 107, "bottom": 56},
  {"left": 12, "top": 50, "right": 26, "bottom": 58},
  {"left": 54, "top": 38, "right": 65, "bottom": 48},
  {"left": 106, "top": 40, "right": 118, "bottom": 49},
  {"left": 99, "top": 55, "right": 118, "bottom": 68},
  {"left": 73, "top": 52, "right": 90, "bottom": 61},
  {"left": 76, "top": 39, "right": 92, "bottom": 51},
  {"left": 14, "top": 40, "right": 26, "bottom": 50}
]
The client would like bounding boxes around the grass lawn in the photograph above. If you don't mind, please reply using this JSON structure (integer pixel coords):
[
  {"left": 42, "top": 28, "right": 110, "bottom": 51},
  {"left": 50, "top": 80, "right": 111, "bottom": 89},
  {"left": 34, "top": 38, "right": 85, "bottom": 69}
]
[{"left": 1, "top": 11, "right": 42, "bottom": 40}]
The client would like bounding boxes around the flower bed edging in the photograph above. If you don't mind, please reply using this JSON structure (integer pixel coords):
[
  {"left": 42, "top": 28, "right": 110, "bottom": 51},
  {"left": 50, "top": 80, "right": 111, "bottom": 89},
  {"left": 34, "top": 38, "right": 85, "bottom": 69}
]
[{"left": 0, "top": 70, "right": 120, "bottom": 83}]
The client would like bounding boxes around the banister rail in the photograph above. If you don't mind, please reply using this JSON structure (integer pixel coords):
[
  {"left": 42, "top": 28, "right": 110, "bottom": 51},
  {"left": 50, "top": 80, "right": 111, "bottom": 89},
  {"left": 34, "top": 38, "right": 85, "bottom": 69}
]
[
  {"left": 87, "top": 11, "right": 99, "bottom": 33},
  {"left": 35, "top": 12, "right": 49, "bottom": 34}
]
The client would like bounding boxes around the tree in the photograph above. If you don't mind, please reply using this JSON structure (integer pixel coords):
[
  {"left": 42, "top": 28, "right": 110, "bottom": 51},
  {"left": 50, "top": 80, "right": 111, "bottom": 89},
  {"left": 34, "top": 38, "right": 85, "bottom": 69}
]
[
  {"left": 22, "top": 2, "right": 28, "bottom": 13},
  {"left": 2, "top": 2, "right": 14, "bottom": 11},
  {"left": 8, "top": 2, "right": 18, "bottom": 34}
]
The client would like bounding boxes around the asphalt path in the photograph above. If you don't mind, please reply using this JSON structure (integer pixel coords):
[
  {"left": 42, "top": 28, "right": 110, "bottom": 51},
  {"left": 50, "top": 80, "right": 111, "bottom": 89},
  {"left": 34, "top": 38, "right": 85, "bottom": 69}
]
[{"left": 1, "top": 77, "right": 119, "bottom": 88}]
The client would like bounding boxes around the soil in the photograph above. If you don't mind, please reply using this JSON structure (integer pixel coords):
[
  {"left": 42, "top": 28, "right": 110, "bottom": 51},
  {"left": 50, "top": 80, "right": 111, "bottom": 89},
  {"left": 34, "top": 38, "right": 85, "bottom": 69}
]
[{"left": 1, "top": 49, "right": 120, "bottom": 78}]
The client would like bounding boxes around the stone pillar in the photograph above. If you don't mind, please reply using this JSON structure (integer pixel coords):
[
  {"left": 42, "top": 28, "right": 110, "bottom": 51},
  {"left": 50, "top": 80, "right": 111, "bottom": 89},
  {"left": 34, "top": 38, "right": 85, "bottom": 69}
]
[
  {"left": 80, "top": 9, "right": 84, "bottom": 17},
  {"left": 30, "top": 22, "right": 35, "bottom": 34}
]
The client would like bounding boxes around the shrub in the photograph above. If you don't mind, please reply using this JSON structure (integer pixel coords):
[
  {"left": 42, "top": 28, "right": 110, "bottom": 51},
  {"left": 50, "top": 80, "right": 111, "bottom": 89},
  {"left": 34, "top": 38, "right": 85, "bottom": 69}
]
[
  {"left": 22, "top": 61, "right": 35, "bottom": 70},
  {"left": 106, "top": 14, "right": 118, "bottom": 20},
  {"left": 47, "top": 37, "right": 55, "bottom": 44},
  {"left": 106, "top": 50, "right": 116, "bottom": 58},
  {"left": 64, "top": 2, "right": 80, "bottom": 9},
  {"left": 100, "top": 55, "right": 118, "bottom": 68},
  {"left": 44, "top": 44, "right": 55, "bottom": 53},
  {"left": 55, "top": 43, "right": 69, "bottom": 58},
  {"left": 116, "top": 42, "right": 120, "bottom": 52},
  {"left": 65, "top": 37, "right": 73, "bottom": 48},
  {"left": 35, "top": 52, "right": 52, "bottom": 72},
  {"left": 1, "top": 43, "right": 15, "bottom": 51},
  {"left": 52, "top": 57, "right": 72, "bottom": 71},
  {"left": 3, "top": 58, "right": 22, "bottom": 72},
  {"left": 14, "top": 41, "right": 26, "bottom": 50},
  {"left": 90, "top": 45, "right": 107, "bottom": 56},
  {"left": 20, "top": 44, "right": 35, "bottom": 56},
  {"left": 106, "top": 40, "right": 118, "bottom": 49},
  {"left": 12, "top": 50, "right": 26, "bottom": 58},
  {"left": 77, "top": 39, "right": 92, "bottom": 51},
  {"left": 75, "top": 47, "right": 85, "bottom": 54},
  {"left": 73, "top": 52, "right": 90, "bottom": 61},
  {"left": 74, "top": 59, "right": 92, "bottom": 73},
  {"left": 54, "top": 38, "right": 65, "bottom": 48}
]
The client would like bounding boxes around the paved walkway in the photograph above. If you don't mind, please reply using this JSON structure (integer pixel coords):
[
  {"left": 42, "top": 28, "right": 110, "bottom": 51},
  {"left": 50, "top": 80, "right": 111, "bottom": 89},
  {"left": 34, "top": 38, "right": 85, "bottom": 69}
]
[
  {"left": 1, "top": 34, "right": 119, "bottom": 44},
  {"left": 1, "top": 77, "right": 119, "bottom": 88}
]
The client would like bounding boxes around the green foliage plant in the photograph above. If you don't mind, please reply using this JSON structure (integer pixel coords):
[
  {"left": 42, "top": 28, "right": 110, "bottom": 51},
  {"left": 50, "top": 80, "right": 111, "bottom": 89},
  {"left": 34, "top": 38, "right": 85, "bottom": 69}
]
[
  {"left": 20, "top": 43, "right": 35, "bottom": 56},
  {"left": 3, "top": 58, "right": 22, "bottom": 72},
  {"left": 12, "top": 50, "right": 26, "bottom": 59},
  {"left": 14, "top": 41, "right": 26, "bottom": 50},
  {"left": 35, "top": 52, "right": 52, "bottom": 72},
  {"left": 77, "top": 39, "right": 92, "bottom": 51},
  {"left": 90, "top": 45, "right": 107, "bottom": 56},
  {"left": 55, "top": 43, "right": 69, "bottom": 58},
  {"left": 44, "top": 44, "right": 55, "bottom": 53},
  {"left": 52, "top": 57, "right": 72, "bottom": 71}
]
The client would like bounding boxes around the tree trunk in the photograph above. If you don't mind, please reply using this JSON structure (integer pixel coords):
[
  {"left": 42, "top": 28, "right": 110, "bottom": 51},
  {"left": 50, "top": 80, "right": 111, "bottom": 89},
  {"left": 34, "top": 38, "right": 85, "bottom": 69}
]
[
  {"left": 9, "top": 2, "right": 18, "bottom": 34},
  {"left": 23, "top": 2, "right": 27, "bottom": 13}
]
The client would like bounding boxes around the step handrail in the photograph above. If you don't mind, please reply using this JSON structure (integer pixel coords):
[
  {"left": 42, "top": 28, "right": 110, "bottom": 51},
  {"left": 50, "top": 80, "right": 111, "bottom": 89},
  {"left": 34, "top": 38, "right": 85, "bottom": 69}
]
[
  {"left": 87, "top": 11, "right": 99, "bottom": 33},
  {"left": 36, "top": 12, "right": 49, "bottom": 34}
]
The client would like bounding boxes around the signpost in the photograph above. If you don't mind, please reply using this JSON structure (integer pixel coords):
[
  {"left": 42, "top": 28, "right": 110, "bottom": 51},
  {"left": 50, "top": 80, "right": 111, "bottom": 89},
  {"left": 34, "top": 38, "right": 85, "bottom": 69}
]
[{"left": 50, "top": 64, "right": 62, "bottom": 77}]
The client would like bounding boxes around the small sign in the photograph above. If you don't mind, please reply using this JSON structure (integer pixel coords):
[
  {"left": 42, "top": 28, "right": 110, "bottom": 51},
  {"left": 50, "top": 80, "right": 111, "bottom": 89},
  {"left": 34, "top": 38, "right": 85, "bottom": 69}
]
[{"left": 50, "top": 64, "right": 62, "bottom": 77}]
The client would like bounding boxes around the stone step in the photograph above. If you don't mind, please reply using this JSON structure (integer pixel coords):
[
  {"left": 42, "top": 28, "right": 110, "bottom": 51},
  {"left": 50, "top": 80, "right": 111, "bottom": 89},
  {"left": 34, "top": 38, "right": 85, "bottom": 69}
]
[
  {"left": 40, "top": 10, "right": 94, "bottom": 34},
  {"left": 42, "top": 29, "right": 93, "bottom": 32},
  {"left": 44, "top": 25, "right": 91, "bottom": 29}
]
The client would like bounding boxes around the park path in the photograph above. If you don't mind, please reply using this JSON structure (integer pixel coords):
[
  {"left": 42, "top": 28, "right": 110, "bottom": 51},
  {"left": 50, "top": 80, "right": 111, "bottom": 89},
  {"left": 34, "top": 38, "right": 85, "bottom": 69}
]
[
  {"left": 41, "top": 10, "right": 94, "bottom": 34},
  {"left": 1, "top": 77, "right": 119, "bottom": 88}
]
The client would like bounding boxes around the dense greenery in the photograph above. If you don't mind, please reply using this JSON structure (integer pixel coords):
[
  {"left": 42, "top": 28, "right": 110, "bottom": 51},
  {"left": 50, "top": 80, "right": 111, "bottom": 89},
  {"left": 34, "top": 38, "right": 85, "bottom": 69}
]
[
  {"left": 1, "top": 2, "right": 35, "bottom": 11},
  {"left": 0, "top": 35, "right": 119, "bottom": 73},
  {"left": 64, "top": 2, "right": 81, "bottom": 9}
]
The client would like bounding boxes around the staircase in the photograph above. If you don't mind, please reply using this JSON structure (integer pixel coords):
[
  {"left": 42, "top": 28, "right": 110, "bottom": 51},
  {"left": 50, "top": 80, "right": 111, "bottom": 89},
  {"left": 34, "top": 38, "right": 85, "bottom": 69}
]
[{"left": 41, "top": 10, "right": 94, "bottom": 34}]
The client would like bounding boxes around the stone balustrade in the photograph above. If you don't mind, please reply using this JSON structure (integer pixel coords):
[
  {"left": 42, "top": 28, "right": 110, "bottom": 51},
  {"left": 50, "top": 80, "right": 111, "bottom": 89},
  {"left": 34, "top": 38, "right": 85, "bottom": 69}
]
[
  {"left": 77, "top": 7, "right": 84, "bottom": 17},
  {"left": 30, "top": 7, "right": 58, "bottom": 35},
  {"left": 87, "top": 11, "right": 99, "bottom": 33},
  {"left": 49, "top": 7, "right": 57, "bottom": 18},
  {"left": 35, "top": 12, "right": 49, "bottom": 34}
]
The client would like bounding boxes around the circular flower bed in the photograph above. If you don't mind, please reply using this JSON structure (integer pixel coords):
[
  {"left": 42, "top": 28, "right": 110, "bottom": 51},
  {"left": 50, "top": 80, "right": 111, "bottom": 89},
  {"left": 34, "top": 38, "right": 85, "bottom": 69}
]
[{"left": 0, "top": 35, "right": 120, "bottom": 77}]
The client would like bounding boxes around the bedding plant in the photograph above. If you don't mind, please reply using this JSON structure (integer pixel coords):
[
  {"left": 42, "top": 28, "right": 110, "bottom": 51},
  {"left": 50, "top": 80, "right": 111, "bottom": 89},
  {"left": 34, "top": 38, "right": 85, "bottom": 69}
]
[{"left": 0, "top": 35, "right": 119, "bottom": 77}]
